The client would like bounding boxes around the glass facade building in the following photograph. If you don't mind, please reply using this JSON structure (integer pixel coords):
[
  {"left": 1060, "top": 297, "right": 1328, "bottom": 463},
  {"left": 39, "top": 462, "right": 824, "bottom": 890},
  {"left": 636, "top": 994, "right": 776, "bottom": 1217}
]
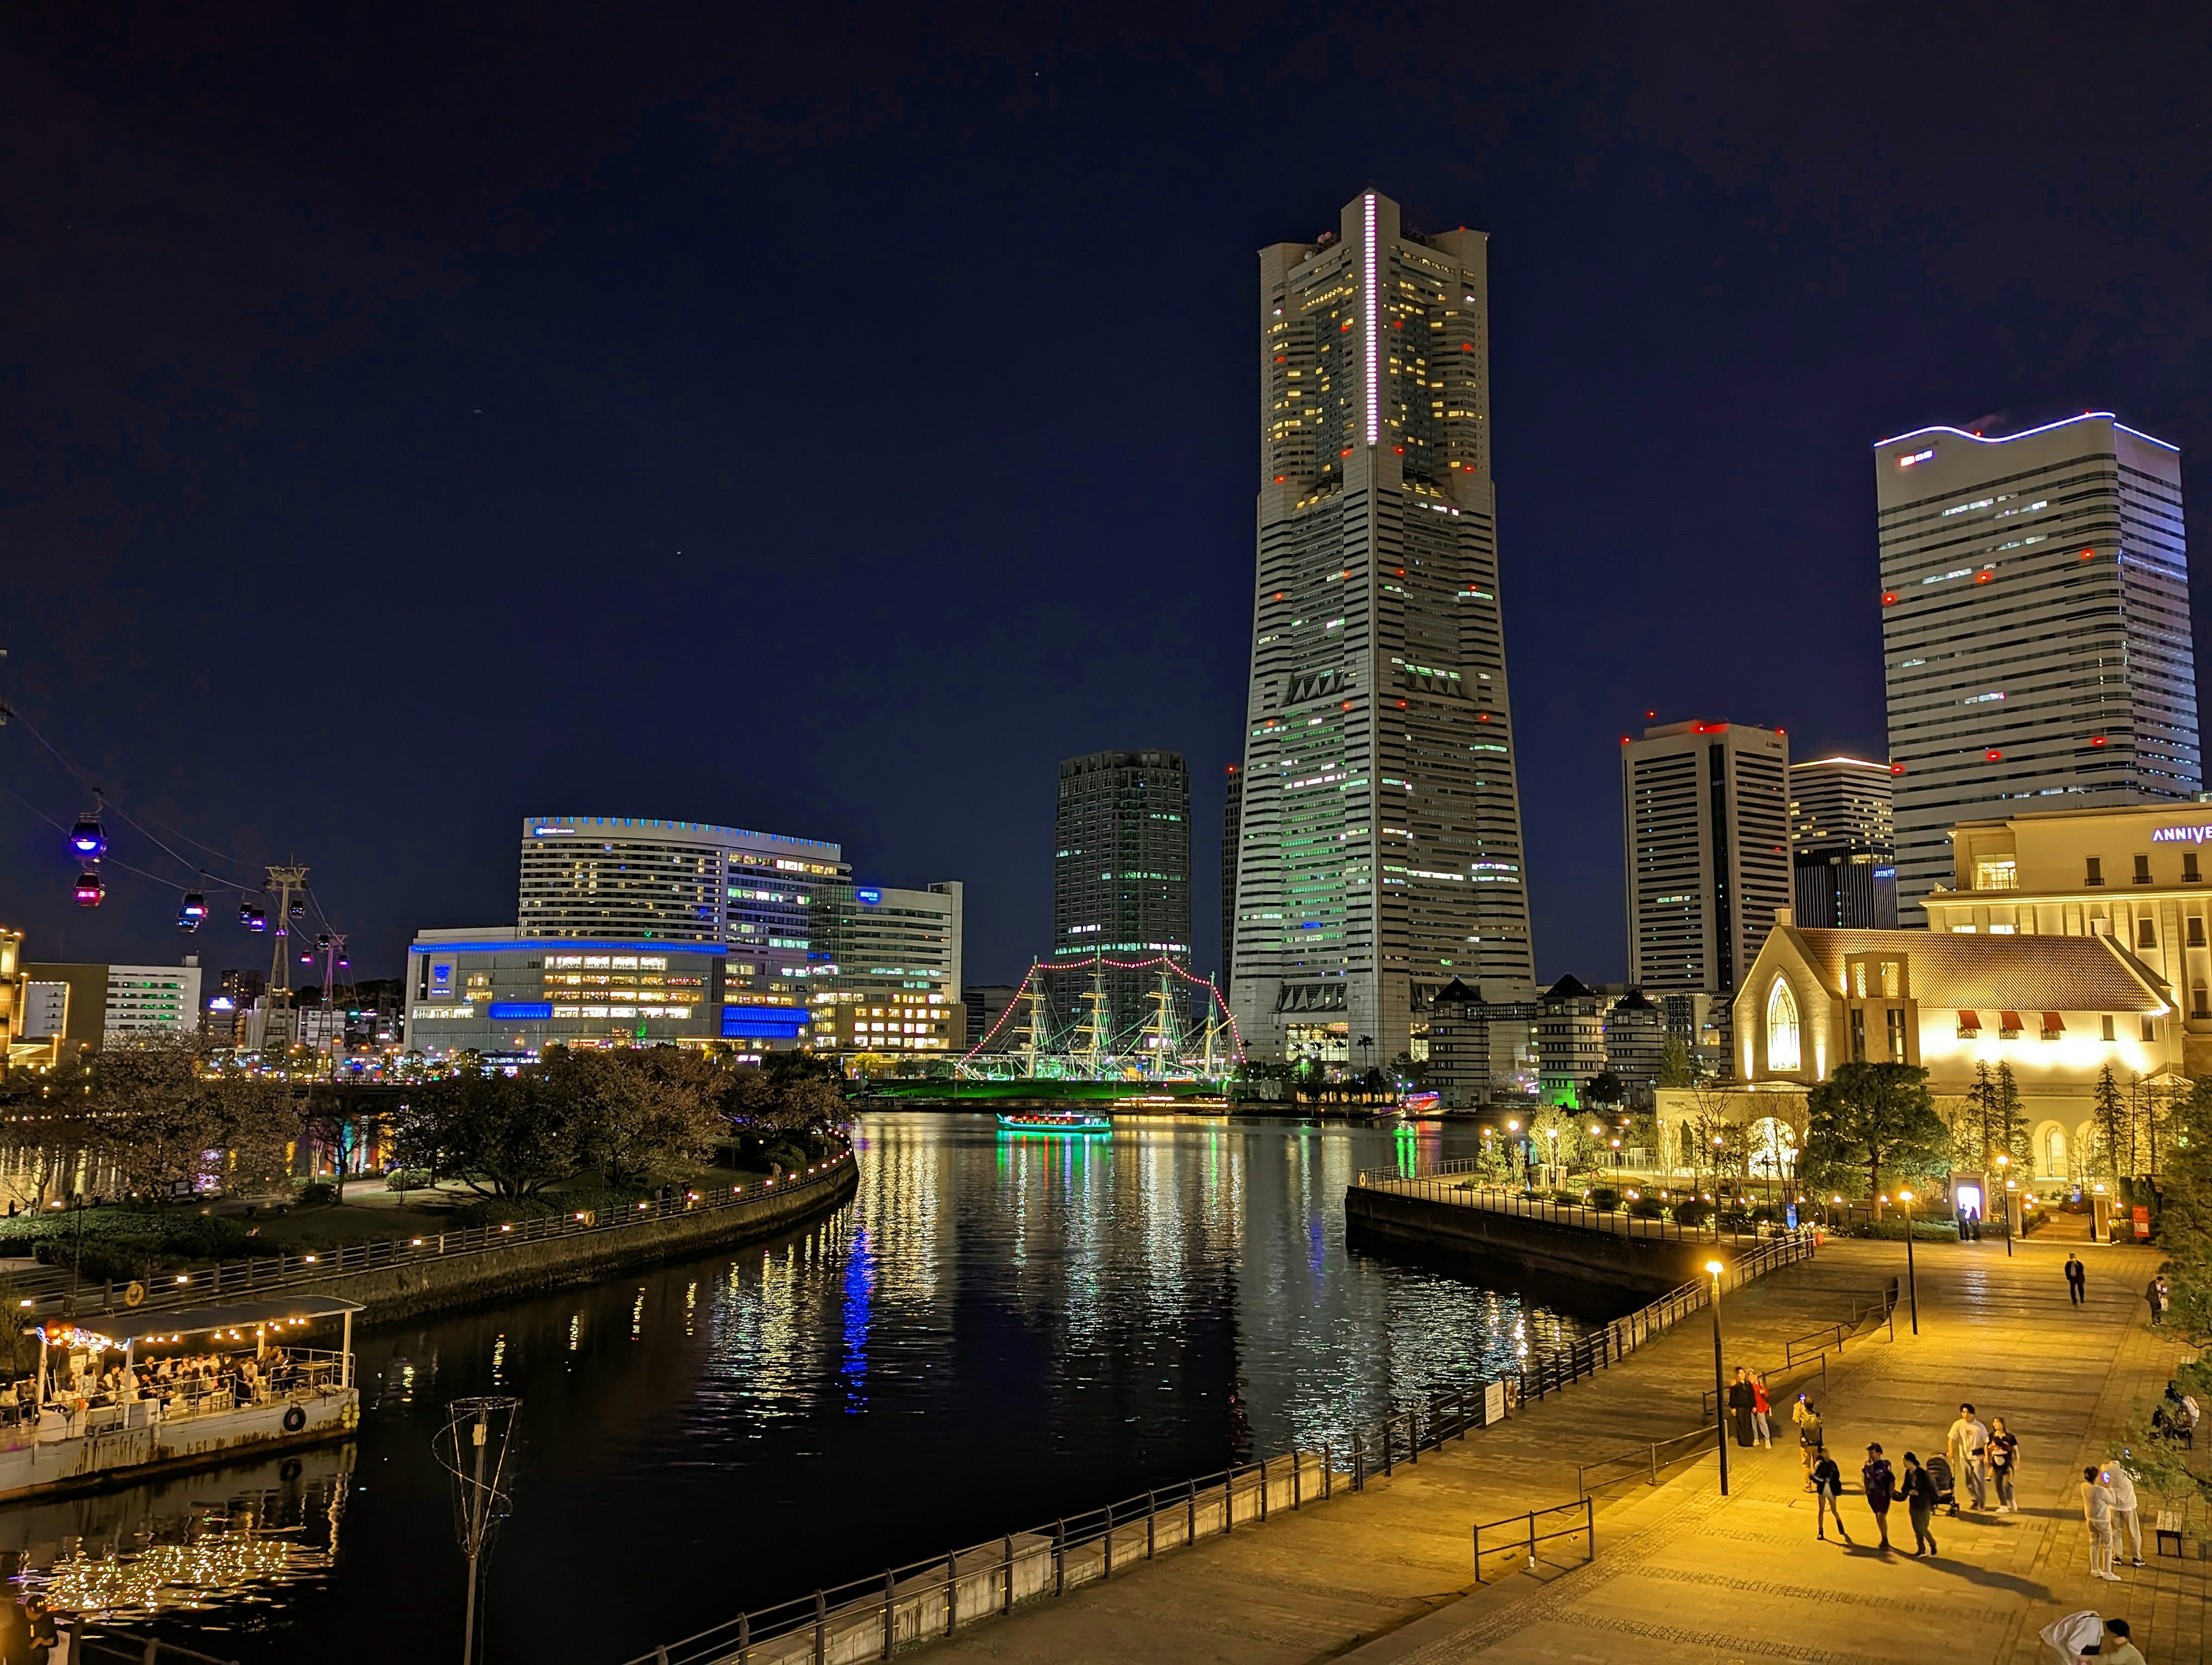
[
  {"left": 1230, "top": 189, "right": 1536, "bottom": 1065},
  {"left": 1052, "top": 750, "right": 1192, "bottom": 1043}
]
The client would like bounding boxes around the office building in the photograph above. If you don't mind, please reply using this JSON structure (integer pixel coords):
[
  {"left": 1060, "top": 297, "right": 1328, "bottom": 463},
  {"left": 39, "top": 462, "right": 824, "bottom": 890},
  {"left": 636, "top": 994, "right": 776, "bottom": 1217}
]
[
  {"left": 1602, "top": 988, "right": 1665, "bottom": 1106},
  {"left": 1425, "top": 978, "right": 1536, "bottom": 1108},
  {"left": 1219, "top": 763, "right": 1242, "bottom": 988},
  {"left": 1876, "top": 412, "right": 2199, "bottom": 923},
  {"left": 808, "top": 882, "right": 965, "bottom": 1054},
  {"left": 1535, "top": 974, "right": 1607, "bottom": 1106},
  {"left": 406, "top": 930, "right": 738, "bottom": 1062},
  {"left": 1052, "top": 750, "right": 1192, "bottom": 1044},
  {"left": 963, "top": 984, "right": 1022, "bottom": 1051},
  {"left": 1231, "top": 188, "right": 1537, "bottom": 1065},
  {"left": 1789, "top": 756, "right": 1894, "bottom": 851},
  {"left": 17, "top": 958, "right": 203, "bottom": 1050},
  {"left": 1620, "top": 720, "right": 1792, "bottom": 1004}
]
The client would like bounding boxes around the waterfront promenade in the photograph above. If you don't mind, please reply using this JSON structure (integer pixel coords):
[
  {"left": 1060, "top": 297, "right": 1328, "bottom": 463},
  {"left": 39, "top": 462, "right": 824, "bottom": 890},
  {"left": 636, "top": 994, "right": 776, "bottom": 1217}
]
[{"left": 921, "top": 1235, "right": 2196, "bottom": 1664}]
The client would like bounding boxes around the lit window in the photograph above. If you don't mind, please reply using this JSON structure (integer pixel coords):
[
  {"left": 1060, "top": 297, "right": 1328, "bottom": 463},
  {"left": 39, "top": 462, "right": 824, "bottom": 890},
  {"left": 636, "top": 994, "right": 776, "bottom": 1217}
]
[{"left": 1765, "top": 978, "right": 1801, "bottom": 1073}]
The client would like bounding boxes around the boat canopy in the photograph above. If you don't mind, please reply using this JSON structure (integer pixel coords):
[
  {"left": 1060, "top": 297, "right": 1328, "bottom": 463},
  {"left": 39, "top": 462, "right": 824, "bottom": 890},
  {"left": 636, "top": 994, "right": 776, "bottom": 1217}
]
[{"left": 41, "top": 1296, "right": 366, "bottom": 1348}]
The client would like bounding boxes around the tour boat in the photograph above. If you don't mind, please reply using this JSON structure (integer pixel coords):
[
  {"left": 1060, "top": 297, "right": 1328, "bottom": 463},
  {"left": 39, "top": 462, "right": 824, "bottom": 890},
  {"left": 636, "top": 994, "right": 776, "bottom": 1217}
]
[
  {"left": 995, "top": 1110, "right": 1113, "bottom": 1135},
  {"left": 0, "top": 1295, "right": 363, "bottom": 1504}
]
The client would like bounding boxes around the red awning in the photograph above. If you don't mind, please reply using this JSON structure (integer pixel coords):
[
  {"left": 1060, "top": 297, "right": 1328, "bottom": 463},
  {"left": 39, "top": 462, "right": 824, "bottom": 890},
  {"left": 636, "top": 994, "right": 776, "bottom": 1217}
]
[
  {"left": 2041, "top": 1011, "right": 2065, "bottom": 1034},
  {"left": 1957, "top": 1009, "right": 1981, "bottom": 1031},
  {"left": 1998, "top": 1010, "right": 2024, "bottom": 1030}
]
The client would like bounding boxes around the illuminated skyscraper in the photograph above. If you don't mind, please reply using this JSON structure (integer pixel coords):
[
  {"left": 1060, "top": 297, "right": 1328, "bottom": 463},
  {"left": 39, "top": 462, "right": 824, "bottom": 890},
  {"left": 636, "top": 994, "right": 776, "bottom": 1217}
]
[
  {"left": 1052, "top": 750, "right": 1192, "bottom": 1041},
  {"left": 1876, "top": 413, "right": 2199, "bottom": 922},
  {"left": 1229, "top": 189, "right": 1536, "bottom": 1065}
]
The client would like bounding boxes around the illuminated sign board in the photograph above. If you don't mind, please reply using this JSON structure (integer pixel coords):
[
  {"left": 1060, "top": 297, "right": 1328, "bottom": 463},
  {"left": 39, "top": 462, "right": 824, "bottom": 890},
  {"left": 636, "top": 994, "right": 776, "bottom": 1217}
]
[
  {"left": 857, "top": 889, "right": 881, "bottom": 904},
  {"left": 1897, "top": 449, "right": 1934, "bottom": 468},
  {"left": 2150, "top": 825, "right": 2212, "bottom": 844},
  {"left": 487, "top": 1002, "right": 553, "bottom": 1021}
]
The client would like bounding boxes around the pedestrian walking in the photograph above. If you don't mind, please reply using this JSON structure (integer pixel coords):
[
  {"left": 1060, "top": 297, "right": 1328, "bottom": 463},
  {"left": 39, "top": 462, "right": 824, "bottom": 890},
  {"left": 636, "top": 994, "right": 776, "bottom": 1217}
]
[
  {"left": 1900, "top": 1452, "right": 1940, "bottom": 1556},
  {"left": 1727, "top": 1367, "right": 1757, "bottom": 1447},
  {"left": 2066, "top": 1253, "right": 2087, "bottom": 1305},
  {"left": 1810, "top": 1447, "right": 1851, "bottom": 1543},
  {"left": 2146, "top": 1275, "right": 2167, "bottom": 1327},
  {"left": 2103, "top": 1456, "right": 2143, "bottom": 1567},
  {"left": 2079, "top": 1464, "right": 2119, "bottom": 1581},
  {"left": 1987, "top": 1417, "right": 2020, "bottom": 1512},
  {"left": 1751, "top": 1375, "right": 1774, "bottom": 1448},
  {"left": 1793, "top": 1395, "right": 1823, "bottom": 1490},
  {"left": 1947, "top": 1402, "right": 1990, "bottom": 1512},
  {"left": 1862, "top": 1443, "right": 1896, "bottom": 1550}
]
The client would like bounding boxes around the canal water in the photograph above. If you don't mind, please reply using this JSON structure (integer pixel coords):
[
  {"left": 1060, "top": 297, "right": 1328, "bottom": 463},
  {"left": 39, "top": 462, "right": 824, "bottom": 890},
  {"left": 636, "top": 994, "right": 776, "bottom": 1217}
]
[{"left": 20, "top": 1114, "right": 1623, "bottom": 1663}]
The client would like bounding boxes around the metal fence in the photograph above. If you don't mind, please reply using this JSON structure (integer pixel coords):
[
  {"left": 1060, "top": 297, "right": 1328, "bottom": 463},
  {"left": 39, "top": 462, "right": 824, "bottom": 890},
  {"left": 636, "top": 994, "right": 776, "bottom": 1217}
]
[
  {"left": 1472, "top": 1498, "right": 1594, "bottom": 1583},
  {"left": 618, "top": 1227, "right": 1823, "bottom": 1664},
  {"left": 1350, "top": 1162, "right": 1770, "bottom": 1242},
  {"left": 21, "top": 1146, "right": 858, "bottom": 1321}
]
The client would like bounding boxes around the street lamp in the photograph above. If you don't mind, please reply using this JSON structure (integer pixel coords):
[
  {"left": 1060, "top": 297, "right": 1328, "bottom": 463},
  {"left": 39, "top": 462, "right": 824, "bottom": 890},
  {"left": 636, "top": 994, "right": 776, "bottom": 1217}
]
[
  {"left": 1995, "top": 1154, "right": 2014, "bottom": 1258},
  {"left": 1546, "top": 1126, "right": 1559, "bottom": 1188},
  {"left": 1897, "top": 1188, "right": 1919, "bottom": 1335},
  {"left": 1508, "top": 1120, "right": 1522, "bottom": 1187},
  {"left": 1706, "top": 1259, "right": 1729, "bottom": 1496}
]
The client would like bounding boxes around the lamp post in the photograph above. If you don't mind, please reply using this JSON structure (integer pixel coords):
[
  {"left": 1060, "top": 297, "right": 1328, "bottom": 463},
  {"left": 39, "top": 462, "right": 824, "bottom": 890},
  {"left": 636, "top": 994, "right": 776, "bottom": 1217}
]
[
  {"left": 1995, "top": 1154, "right": 2013, "bottom": 1258},
  {"left": 1706, "top": 1259, "right": 1729, "bottom": 1496},
  {"left": 1507, "top": 1120, "right": 1522, "bottom": 1188},
  {"left": 1897, "top": 1188, "right": 1919, "bottom": 1335},
  {"left": 1546, "top": 1126, "right": 1559, "bottom": 1189}
]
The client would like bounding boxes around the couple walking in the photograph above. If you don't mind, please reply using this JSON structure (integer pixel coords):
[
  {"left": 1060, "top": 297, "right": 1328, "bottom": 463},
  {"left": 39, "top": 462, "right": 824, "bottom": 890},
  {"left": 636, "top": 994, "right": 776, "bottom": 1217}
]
[{"left": 1946, "top": 1403, "right": 2020, "bottom": 1513}]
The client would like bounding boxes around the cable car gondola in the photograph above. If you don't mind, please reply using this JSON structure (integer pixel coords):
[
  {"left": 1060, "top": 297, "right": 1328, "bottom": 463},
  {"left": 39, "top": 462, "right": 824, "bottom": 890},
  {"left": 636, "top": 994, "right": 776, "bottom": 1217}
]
[
  {"left": 73, "top": 870, "right": 105, "bottom": 908},
  {"left": 67, "top": 810, "right": 107, "bottom": 860},
  {"left": 244, "top": 903, "right": 268, "bottom": 932},
  {"left": 180, "top": 890, "right": 209, "bottom": 922},
  {"left": 289, "top": 898, "right": 306, "bottom": 920}
]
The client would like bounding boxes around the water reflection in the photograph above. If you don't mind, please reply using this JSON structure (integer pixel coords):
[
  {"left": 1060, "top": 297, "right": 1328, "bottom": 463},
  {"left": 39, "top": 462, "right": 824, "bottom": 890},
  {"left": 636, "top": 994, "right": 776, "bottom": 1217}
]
[{"left": 84, "top": 1114, "right": 1618, "bottom": 1663}]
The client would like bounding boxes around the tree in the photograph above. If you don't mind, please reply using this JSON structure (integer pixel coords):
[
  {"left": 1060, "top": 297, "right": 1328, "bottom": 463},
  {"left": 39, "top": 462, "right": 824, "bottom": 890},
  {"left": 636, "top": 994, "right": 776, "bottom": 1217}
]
[
  {"left": 1656, "top": 1037, "right": 1696, "bottom": 1089},
  {"left": 92, "top": 1038, "right": 224, "bottom": 1200},
  {"left": 2089, "top": 1064, "right": 2127, "bottom": 1181},
  {"left": 388, "top": 1067, "right": 586, "bottom": 1201},
  {"left": 2155, "top": 1076, "right": 2212, "bottom": 1345},
  {"left": 1801, "top": 1061, "right": 1949, "bottom": 1207},
  {"left": 1584, "top": 1071, "right": 1626, "bottom": 1109},
  {"left": 549, "top": 1047, "right": 722, "bottom": 1188}
]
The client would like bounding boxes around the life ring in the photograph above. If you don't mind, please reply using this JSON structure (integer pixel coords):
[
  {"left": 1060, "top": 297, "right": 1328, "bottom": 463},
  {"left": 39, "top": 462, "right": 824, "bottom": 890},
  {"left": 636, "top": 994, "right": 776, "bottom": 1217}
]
[
  {"left": 123, "top": 1281, "right": 146, "bottom": 1309},
  {"left": 282, "top": 1405, "right": 307, "bottom": 1433}
]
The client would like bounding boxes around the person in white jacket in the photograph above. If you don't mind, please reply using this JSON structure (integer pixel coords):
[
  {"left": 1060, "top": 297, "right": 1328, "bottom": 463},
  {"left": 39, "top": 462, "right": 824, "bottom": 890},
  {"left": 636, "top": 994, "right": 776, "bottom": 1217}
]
[
  {"left": 2079, "top": 1465, "right": 2119, "bottom": 1581},
  {"left": 2101, "top": 1456, "right": 2143, "bottom": 1567}
]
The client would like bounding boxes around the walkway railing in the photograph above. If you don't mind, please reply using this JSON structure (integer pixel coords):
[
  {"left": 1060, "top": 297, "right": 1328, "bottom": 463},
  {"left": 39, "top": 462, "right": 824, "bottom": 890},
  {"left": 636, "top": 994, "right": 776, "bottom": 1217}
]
[
  {"left": 617, "top": 1226, "right": 1823, "bottom": 1664},
  {"left": 18, "top": 1145, "right": 858, "bottom": 1322},
  {"left": 1350, "top": 1162, "right": 1770, "bottom": 1242},
  {"left": 1472, "top": 1498, "right": 1593, "bottom": 1583}
]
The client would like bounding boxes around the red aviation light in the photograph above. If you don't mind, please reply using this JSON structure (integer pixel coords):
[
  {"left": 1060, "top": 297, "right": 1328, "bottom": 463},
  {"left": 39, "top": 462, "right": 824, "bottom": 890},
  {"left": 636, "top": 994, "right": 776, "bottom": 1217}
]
[
  {"left": 1986, "top": 749, "right": 2003, "bottom": 761},
  {"left": 1974, "top": 571, "right": 1993, "bottom": 585},
  {"left": 1274, "top": 475, "right": 1286, "bottom": 483},
  {"left": 1621, "top": 736, "right": 1631, "bottom": 746},
  {"left": 1882, "top": 591, "right": 1899, "bottom": 605},
  {"left": 1399, "top": 700, "right": 1408, "bottom": 710},
  {"left": 1340, "top": 700, "right": 1354, "bottom": 711},
  {"left": 1478, "top": 712, "right": 1490, "bottom": 722},
  {"left": 1890, "top": 763, "right": 1905, "bottom": 775},
  {"left": 2090, "top": 735, "right": 2108, "bottom": 748},
  {"left": 2080, "top": 549, "right": 2096, "bottom": 560}
]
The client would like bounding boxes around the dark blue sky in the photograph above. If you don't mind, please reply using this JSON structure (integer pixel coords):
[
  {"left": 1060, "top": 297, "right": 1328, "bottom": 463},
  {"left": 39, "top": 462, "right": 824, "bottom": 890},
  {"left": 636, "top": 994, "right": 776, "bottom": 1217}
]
[{"left": 5, "top": 3, "right": 2209, "bottom": 989}]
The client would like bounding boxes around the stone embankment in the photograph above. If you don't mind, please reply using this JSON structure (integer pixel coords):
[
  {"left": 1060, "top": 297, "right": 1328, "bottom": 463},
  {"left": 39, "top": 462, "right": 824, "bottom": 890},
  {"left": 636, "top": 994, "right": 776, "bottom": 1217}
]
[
  {"left": 1346, "top": 1169, "right": 1760, "bottom": 1291},
  {"left": 39, "top": 1151, "right": 859, "bottom": 1330}
]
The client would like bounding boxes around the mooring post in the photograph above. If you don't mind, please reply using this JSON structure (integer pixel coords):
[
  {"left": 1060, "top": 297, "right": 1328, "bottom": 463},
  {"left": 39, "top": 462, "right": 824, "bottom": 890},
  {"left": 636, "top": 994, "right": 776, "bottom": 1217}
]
[
  {"left": 1002, "top": 1534, "right": 1013, "bottom": 1614},
  {"left": 881, "top": 1567, "right": 895, "bottom": 1660},
  {"left": 1104, "top": 1502, "right": 1114, "bottom": 1580},
  {"left": 945, "top": 1553, "right": 958, "bottom": 1636},
  {"left": 738, "top": 1612, "right": 749, "bottom": 1663},
  {"left": 1146, "top": 1489, "right": 1156, "bottom": 1558},
  {"left": 813, "top": 1591, "right": 825, "bottom": 1665}
]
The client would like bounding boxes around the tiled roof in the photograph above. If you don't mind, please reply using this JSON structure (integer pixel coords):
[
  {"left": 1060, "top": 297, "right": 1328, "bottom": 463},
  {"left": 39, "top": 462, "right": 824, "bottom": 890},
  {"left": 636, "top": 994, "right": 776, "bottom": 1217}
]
[{"left": 1791, "top": 929, "right": 2169, "bottom": 1012}]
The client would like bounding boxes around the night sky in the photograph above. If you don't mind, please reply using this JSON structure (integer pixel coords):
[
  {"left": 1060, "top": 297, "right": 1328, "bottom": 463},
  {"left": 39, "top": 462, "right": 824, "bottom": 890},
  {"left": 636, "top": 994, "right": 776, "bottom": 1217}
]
[{"left": 6, "top": 4, "right": 2210, "bottom": 992}]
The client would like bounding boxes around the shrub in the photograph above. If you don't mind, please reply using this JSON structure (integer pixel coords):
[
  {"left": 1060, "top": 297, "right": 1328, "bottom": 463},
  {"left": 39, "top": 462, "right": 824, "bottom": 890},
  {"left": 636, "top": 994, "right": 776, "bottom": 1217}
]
[
  {"left": 385, "top": 1169, "right": 433, "bottom": 1193},
  {"left": 0, "top": 1209, "right": 257, "bottom": 1281},
  {"left": 297, "top": 1181, "right": 340, "bottom": 1208},
  {"left": 1853, "top": 1218, "right": 1959, "bottom": 1242},
  {"left": 1590, "top": 1187, "right": 1620, "bottom": 1212},
  {"left": 1672, "top": 1201, "right": 1713, "bottom": 1228},
  {"left": 1627, "top": 1197, "right": 1665, "bottom": 1220}
]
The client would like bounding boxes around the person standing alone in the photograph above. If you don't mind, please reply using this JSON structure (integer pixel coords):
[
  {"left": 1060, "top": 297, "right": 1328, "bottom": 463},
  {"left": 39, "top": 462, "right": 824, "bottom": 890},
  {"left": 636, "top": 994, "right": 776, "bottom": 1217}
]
[
  {"left": 2066, "top": 1253, "right": 2087, "bottom": 1305},
  {"left": 2103, "top": 1456, "right": 2143, "bottom": 1567}
]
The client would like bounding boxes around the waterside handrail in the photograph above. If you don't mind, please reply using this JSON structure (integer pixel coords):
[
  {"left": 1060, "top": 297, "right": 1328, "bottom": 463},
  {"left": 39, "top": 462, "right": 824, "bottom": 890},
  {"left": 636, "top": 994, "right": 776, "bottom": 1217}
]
[
  {"left": 1351, "top": 1161, "right": 1774, "bottom": 1242},
  {"left": 616, "top": 1227, "right": 1820, "bottom": 1664}
]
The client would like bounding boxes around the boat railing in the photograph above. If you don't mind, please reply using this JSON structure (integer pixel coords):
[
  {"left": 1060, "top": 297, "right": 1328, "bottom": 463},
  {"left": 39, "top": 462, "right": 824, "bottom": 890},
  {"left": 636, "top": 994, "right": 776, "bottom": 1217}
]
[{"left": 0, "top": 1347, "right": 352, "bottom": 1448}]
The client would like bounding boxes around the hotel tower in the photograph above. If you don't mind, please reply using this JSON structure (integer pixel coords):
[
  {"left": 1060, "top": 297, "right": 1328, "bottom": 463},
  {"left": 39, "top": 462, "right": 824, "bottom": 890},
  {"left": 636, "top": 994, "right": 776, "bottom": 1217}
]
[
  {"left": 1228, "top": 189, "right": 1536, "bottom": 1064},
  {"left": 1876, "top": 413, "right": 2199, "bottom": 923}
]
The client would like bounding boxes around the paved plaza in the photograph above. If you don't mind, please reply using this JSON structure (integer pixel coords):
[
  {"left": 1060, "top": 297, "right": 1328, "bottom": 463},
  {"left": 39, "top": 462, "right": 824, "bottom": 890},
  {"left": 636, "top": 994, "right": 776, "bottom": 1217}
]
[{"left": 924, "top": 1232, "right": 2200, "bottom": 1663}]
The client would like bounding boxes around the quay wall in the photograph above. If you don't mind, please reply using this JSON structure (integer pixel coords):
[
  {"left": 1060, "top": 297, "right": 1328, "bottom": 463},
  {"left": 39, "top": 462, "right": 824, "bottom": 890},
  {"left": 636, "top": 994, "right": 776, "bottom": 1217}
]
[
  {"left": 1344, "top": 1185, "right": 1715, "bottom": 1292},
  {"left": 323, "top": 1160, "right": 859, "bottom": 1326}
]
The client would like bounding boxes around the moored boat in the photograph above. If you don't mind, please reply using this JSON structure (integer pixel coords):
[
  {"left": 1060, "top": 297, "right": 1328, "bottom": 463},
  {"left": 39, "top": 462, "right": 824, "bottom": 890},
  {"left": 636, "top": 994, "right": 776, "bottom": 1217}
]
[{"left": 0, "top": 1295, "right": 363, "bottom": 1505}]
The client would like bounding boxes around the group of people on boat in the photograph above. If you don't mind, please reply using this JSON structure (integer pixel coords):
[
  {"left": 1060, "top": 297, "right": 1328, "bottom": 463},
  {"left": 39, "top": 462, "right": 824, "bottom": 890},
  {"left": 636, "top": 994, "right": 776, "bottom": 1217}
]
[{"left": 1, "top": 1347, "right": 320, "bottom": 1428}]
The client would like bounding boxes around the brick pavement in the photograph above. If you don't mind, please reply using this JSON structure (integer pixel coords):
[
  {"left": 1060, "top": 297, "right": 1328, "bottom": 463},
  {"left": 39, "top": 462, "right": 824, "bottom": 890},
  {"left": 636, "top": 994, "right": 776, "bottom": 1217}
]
[{"left": 916, "top": 1232, "right": 2202, "bottom": 1664}]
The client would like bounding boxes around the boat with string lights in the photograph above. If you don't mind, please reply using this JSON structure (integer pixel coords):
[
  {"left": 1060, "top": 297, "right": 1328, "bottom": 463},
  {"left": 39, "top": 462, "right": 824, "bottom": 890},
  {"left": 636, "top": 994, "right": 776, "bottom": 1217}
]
[
  {"left": 994, "top": 1109, "right": 1114, "bottom": 1135},
  {"left": 0, "top": 1295, "right": 362, "bottom": 1503}
]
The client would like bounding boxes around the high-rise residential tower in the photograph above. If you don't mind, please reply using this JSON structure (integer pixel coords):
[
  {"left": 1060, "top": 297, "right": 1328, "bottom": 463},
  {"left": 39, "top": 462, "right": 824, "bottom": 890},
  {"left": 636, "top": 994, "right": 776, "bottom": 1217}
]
[
  {"left": 1876, "top": 413, "right": 2199, "bottom": 923},
  {"left": 1052, "top": 750, "right": 1192, "bottom": 1041},
  {"left": 1789, "top": 756, "right": 1898, "bottom": 930},
  {"left": 1219, "top": 763, "right": 1242, "bottom": 987},
  {"left": 1229, "top": 189, "right": 1536, "bottom": 1064},
  {"left": 1620, "top": 720, "right": 1792, "bottom": 999}
]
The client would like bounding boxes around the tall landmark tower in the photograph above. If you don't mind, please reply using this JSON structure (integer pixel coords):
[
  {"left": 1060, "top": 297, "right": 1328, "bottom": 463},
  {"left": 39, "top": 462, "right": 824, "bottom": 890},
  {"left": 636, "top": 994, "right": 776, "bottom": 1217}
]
[{"left": 1229, "top": 189, "right": 1536, "bottom": 1065}]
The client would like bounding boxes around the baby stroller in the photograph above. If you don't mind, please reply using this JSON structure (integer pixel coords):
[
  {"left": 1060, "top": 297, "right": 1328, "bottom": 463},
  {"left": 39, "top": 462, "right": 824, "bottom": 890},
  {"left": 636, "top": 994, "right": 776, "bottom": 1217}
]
[{"left": 1926, "top": 1454, "right": 1959, "bottom": 1516}]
